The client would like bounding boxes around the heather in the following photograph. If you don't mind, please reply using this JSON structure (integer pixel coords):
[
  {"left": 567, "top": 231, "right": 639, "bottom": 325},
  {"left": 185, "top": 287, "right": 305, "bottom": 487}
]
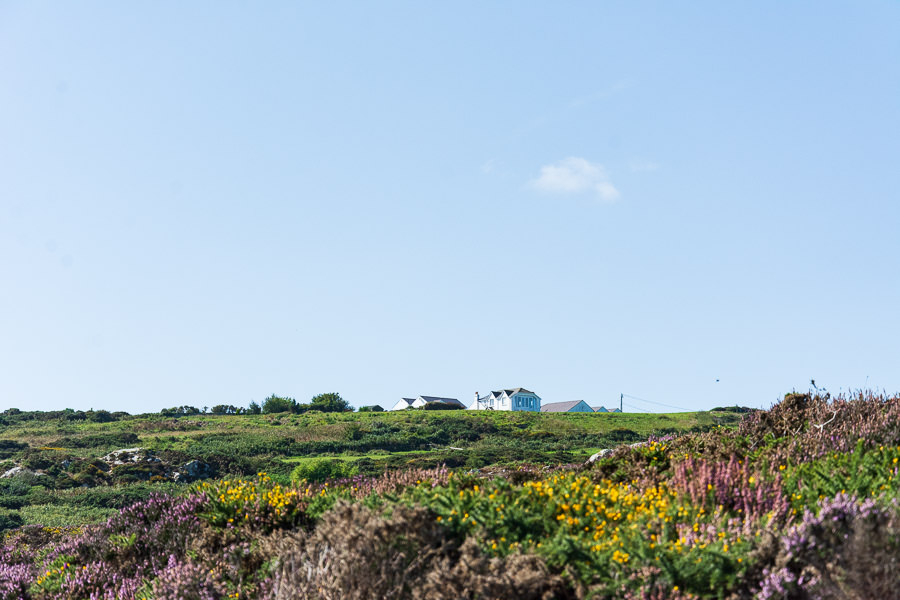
[{"left": 2, "top": 392, "right": 900, "bottom": 598}]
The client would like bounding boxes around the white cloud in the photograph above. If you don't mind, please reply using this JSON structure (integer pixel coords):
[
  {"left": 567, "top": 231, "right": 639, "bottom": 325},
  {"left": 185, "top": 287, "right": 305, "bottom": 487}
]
[{"left": 529, "top": 157, "right": 619, "bottom": 202}]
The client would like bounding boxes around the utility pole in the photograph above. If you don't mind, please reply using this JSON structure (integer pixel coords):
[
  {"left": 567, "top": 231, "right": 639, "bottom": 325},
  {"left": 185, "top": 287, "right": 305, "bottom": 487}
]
[{"left": 620, "top": 393, "right": 623, "bottom": 413}]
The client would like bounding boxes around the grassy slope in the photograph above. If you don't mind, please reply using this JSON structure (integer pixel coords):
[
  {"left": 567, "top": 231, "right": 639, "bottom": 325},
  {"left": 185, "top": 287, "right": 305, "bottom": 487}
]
[{"left": 0, "top": 408, "right": 741, "bottom": 526}]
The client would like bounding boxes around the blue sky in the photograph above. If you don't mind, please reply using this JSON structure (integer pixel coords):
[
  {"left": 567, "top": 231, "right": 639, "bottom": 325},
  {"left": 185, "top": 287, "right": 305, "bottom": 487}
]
[{"left": 2, "top": 2, "right": 898, "bottom": 414}]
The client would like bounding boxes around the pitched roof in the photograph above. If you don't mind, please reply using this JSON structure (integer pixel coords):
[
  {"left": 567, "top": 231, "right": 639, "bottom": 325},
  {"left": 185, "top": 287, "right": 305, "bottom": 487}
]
[
  {"left": 505, "top": 388, "right": 534, "bottom": 395},
  {"left": 541, "top": 400, "right": 587, "bottom": 412},
  {"left": 592, "top": 406, "right": 608, "bottom": 413},
  {"left": 419, "top": 396, "right": 465, "bottom": 408},
  {"left": 489, "top": 388, "right": 535, "bottom": 397}
]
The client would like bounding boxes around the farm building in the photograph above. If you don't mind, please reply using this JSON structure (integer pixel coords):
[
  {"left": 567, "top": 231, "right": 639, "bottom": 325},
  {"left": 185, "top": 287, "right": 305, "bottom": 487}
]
[
  {"left": 390, "top": 396, "right": 465, "bottom": 411},
  {"left": 541, "top": 400, "right": 594, "bottom": 413},
  {"left": 469, "top": 388, "right": 541, "bottom": 412}
]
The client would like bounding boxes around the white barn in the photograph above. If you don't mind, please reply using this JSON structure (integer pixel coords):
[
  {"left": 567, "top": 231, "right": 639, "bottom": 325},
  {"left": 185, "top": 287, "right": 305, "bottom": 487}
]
[{"left": 469, "top": 388, "right": 541, "bottom": 412}]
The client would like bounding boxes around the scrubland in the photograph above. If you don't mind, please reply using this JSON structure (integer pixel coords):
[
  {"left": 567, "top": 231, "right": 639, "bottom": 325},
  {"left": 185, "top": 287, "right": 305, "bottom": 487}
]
[{"left": 2, "top": 393, "right": 899, "bottom": 599}]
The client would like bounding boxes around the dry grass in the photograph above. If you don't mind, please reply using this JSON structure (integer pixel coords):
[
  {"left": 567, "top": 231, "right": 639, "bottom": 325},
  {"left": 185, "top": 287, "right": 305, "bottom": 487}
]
[{"left": 262, "top": 501, "right": 573, "bottom": 600}]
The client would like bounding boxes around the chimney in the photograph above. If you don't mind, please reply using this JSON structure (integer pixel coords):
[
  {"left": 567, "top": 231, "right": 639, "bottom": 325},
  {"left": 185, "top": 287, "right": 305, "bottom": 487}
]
[{"left": 474, "top": 392, "right": 479, "bottom": 409}]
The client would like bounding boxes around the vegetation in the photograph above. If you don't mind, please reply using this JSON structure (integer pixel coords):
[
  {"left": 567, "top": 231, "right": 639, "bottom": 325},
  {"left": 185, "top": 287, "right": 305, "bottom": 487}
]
[
  {"left": 0, "top": 406, "right": 729, "bottom": 527},
  {"left": 6, "top": 392, "right": 900, "bottom": 597}
]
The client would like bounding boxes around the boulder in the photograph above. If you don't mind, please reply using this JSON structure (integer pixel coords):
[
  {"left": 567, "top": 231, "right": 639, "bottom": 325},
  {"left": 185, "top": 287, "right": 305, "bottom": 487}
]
[
  {"left": 1, "top": 466, "right": 45, "bottom": 478},
  {"left": 174, "top": 460, "right": 211, "bottom": 483},
  {"left": 101, "top": 447, "right": 161, "bottom": 465},
  {"left": 586, "top": 448, "right": 613, "bottom": 464}
]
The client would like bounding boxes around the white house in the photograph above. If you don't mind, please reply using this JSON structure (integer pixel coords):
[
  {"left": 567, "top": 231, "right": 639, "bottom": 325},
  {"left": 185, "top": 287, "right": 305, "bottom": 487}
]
[
  {"left": 390, "top": 396, "right": 465, "bottom": 411},
  {"left": 469, "top": 388, "right": 541, "bottom": 412},
  {"left": 541, "top": 400, "right": 594, "bottom": 413}
]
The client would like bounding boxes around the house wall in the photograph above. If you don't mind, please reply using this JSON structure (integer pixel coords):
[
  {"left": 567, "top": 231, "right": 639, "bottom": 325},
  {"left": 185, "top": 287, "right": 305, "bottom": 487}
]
[
  {"left": 568, "top": 401, "right": 593, "bottom": 413},
  {"left": 470, "top": 391, "right": 542, "bottom": 412},
  {"left": 510, "top": 393, "right": 541, "bottom": 412},
  {"left": 390, "top": 399, "right": 412, "bottom": 411}
]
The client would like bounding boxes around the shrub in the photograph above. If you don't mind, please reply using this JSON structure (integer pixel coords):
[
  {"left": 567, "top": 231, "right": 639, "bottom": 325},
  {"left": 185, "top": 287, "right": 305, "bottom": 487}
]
[
  {"left": 423, "top": 402, "right": 464, "bottom": 411},
  {"left": 87, "top": 410, "right": 116, "bottom": 423},
  {"left": 111, "top": 462, "right": 167, "bottom": 483},
  {"left": 290, "top": 459, "right": 357, "bottom": 483},
  {"left": 756, "top": 493, "right": 900, "bottom": 599},
  {"left": 160, "top": 405, "right": 202, "bottom": 417},
  {"left": 0, "top": 508, "right": 23, "bottom": 532},
  {"left": 263, "top": 501, "right": 573, "bottom": 600},
  {"left": 310, "top": 392, "right": 352, "bottom": 413},
  {"left": 0, "top": 440, "right": 27, "bottom": 459},
  {"left": 262, "top": 395, "right": 298, "bottom": 414},
  {"left": 54, "top": 432, "right": 139, "bottom": 449}
]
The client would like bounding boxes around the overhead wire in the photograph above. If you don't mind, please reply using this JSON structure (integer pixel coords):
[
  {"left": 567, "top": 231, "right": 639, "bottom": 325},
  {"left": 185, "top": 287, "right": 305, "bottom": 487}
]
[{"left": 621, "top": 393, "right": 693, "bottom": 413}]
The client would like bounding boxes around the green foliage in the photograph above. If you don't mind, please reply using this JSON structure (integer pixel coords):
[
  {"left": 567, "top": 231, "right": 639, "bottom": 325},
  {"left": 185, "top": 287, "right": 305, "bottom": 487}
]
[
  {"left": 291, "top": 458, "right": 358, "bottom": 483},
  {"left": 358, "top": 405, "right": 384, "bottom": 412},
  {"left": 423, "top": 402, "right": 464, "bottom": 411},
  {"left": 53, "top": 432, "right": 139, "bottom": 449},
  {"left": 0, "top": 439, "right": 28, "bottom": 458},
  {"left": 87, "top": 410, "right": 115, "bottom": 423},
  {"left": 246, "top": 401, "right": 261, "bottom": 414},
  {"left": 310, "top": 392, "right": 352, "bottom": 413},
  {"left": 262, "top": 395, "right": 297, "bottom": 414},
  {"left": 19, "top": 503, "right": 115, "bottom": 526},
  {"left": 0, "top": 506, "right": 24, "bottom": 531},
  {"left": 160, "top": 405, "right": 201, "bottom": 417},
  {"left": 111, "top": 462, "right": 167, "bottom": 483},
  {"left": 783, "top": 441, "right": 900, "bottom": 509}
]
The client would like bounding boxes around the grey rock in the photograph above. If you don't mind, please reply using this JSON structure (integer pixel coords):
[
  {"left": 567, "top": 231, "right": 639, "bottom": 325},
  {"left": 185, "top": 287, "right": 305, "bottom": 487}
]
[
  {"left": 586, "top": 448, "right": 614, "bottom": 464},
  {"left": 174, "top": 459, "right": 211, "bottom": 483},
  {"left": 101, "top": 447, "right": 161, "bottom": 465},
  {"left": 1, "top": 466, "right": 45, "bottom": 478}
]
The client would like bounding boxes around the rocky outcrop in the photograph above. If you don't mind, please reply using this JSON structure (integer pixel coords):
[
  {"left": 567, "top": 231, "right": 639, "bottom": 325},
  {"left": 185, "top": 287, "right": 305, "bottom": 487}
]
[
  {"left": 173, "top": 460, "right": 212, "bottom": 483},
  {"left": 586, "top": 449, "right": 613, "bottom": 464},
  {"left": 1, "top": 466, "right": 45, "bottom": 478},
  {"left": 101, "top": 447, "right": 161, "bottom": 465}
]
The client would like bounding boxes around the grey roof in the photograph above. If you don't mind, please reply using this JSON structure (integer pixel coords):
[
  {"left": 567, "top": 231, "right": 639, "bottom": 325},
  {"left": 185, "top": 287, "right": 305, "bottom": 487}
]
[
  {"left": 506, "top": 387, "right": 534, "bottom": 395},
  {"left": 541, "top": 400, "right": 588, "bottom": 413},
  {"left": 592, "top": 406, "right": 608, "bottom": 413},
  {"left": 419, "top": 396, "right": 465, "bottom": 407},
  {"left": 489, "top": 388, "right": 535, "bottom": 397}
]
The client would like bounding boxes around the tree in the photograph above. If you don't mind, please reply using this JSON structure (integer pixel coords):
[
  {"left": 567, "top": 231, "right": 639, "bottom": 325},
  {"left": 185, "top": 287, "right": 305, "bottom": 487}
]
[
  {"left": 211, "top": 404, "right": 240, "bottom": 415},
  {"left": 262, "top": 395, "right": 297, "bottom": 414},
  {"left": 246, "top": 401, "right": 261, "bottom": 415},
  {"left": 88, "top": 410, "right": 114, "bottom": 423},
  {"left": 309, "top": 392, "right": 352, "bottom": 413}
]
